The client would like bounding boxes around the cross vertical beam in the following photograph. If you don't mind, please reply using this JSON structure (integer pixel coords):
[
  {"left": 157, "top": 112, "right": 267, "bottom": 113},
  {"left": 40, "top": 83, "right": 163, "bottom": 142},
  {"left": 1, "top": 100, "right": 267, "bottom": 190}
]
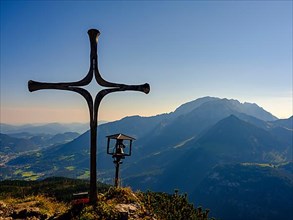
[{"left": 28, "top": 29, "right": 150, "bottom": 204}]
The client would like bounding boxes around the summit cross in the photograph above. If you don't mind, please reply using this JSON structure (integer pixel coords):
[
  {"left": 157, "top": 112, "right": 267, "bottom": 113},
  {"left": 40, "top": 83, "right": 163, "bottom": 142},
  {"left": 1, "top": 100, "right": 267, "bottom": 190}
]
[{"left": 28, "top": 29, "right": 150, "bottom": 204}]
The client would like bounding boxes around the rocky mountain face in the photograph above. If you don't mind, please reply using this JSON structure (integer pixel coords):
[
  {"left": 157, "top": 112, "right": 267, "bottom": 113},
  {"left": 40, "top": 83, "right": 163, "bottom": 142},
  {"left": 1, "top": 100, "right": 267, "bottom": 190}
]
[{"left": 1, "top": 96, "right": 292, "bottom": 220}]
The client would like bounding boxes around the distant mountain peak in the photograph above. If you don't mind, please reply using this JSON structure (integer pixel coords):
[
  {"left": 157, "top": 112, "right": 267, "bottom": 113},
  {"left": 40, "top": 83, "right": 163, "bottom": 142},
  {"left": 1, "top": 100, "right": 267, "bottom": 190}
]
[
  {"left": 173, "top": 96, "right": 220, "bottom": 117},
  {"left": 172, "top": 97, "right": 277, "bottom": 121}
]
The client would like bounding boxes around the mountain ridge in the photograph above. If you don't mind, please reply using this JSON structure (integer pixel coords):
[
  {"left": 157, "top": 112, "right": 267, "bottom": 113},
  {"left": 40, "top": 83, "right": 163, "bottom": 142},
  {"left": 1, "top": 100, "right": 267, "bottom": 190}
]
[{"left": 0, "top": 122, "right": 89, "bottom": 135}]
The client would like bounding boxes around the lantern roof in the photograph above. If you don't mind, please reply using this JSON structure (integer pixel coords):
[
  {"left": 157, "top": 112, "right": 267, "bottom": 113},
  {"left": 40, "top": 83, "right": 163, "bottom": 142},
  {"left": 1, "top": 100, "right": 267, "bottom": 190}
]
[{"left": 106, "top": 133, "right": 136, "bottom": 140}]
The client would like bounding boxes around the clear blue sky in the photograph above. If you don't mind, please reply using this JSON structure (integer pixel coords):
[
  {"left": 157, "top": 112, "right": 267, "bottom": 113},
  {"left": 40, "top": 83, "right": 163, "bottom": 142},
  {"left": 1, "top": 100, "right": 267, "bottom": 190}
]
[{"left": 1, "top": 1, "right": 292, "bottom": 124}]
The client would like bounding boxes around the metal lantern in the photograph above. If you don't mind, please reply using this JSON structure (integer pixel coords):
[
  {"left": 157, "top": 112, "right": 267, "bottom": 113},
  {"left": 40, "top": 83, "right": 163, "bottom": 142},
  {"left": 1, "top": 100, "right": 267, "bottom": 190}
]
[{"left": 106, "top": 133, "right": 135, "bottom": 187}]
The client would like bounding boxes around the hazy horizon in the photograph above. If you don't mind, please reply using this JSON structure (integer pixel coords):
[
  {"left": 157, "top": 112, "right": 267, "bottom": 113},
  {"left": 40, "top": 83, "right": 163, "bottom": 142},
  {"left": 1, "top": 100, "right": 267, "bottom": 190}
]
[
  {"left": 1, "top": 96, "right": 292, "bottom": 126},
  {"left": 1, "top": 1, "right": 292, "bottom": 124}
]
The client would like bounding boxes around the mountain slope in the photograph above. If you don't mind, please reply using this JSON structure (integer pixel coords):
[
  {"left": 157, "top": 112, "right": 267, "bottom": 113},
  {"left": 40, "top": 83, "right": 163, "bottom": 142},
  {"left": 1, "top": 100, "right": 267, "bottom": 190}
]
[
  {"left": 191, "top": 163, "right": 293, "bottom": 220},
  {"left": 130, "top": 115, "right": 291, "bottom": 193},
  {"left": 135, "top": 98, "right": 278, "bottom": 156},
  {"left": 0, "top": 133, "right": 38, "bottom": 153},
  {"left": 195, "top": 115, "right": 290, "bottom": 162},
  {"left": 271, "top": 116, "right": 293, "bottom": 129}
]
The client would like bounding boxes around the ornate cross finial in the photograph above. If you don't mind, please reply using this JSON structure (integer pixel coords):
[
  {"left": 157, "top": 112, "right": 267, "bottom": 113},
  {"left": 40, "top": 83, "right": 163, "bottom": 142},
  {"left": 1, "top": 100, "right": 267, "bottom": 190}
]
[{"left": 28, "top": 29, "right": 150, "bottom": 204}]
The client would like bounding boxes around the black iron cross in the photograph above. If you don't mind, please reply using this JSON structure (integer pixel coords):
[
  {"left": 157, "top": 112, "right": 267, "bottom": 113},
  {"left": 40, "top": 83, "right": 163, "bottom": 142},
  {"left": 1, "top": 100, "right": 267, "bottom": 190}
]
[{"left": 28, "top": 29, "right": 150, "bottom": 204}]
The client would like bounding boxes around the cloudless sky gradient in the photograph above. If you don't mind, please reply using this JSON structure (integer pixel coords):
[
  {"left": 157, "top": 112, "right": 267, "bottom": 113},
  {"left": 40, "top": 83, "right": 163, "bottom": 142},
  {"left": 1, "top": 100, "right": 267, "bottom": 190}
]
[{"left": 1, "top": 1, "right": 292, "bottom": 124}]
